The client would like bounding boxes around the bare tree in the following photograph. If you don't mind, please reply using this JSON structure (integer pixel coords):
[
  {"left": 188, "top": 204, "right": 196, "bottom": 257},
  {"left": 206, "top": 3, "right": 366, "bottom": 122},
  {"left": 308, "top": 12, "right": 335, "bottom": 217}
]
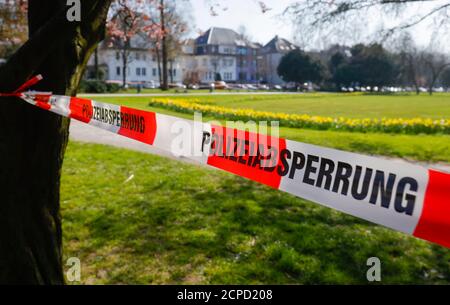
[
  {"left": 422, "top": 51, "right": 450, "bottom": 95},
  {"left": 397, "top": 33, "right": 424, "bottom": 94},
  {"left": 441, "top": 67, "right": 450, "bottom": 90},
  {"left": 237, "top": 24, "right": 252, "bottom": 41},
  {"left": 107, "top": 1, "right": 142, "bottom": 87},
  {"left": 141, "top": 0, "right": 191, "bottom": 88},
  {"left": 285, "top": 1, "right": 450, "bottom": 48}
]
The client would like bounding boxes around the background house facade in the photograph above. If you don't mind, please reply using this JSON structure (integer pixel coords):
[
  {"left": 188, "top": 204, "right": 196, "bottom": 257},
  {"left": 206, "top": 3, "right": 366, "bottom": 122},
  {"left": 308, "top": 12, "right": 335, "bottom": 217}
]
[
  {"left": 87, "top": 27, "right": 298, "bottom": 86},
  {"left": 260, "top": 36, "right": 299, "bottom": 85},
  {"left": 87, "top": 31, "right": 185, "bottom": 85}
]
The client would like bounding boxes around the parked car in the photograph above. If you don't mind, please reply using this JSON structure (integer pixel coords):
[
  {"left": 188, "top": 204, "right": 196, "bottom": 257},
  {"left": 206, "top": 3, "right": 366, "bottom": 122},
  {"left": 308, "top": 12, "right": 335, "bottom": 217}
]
[
  {"left": 198, "top": 84, "right": 212, "bottom": 90},
  {"left": 227, "top": 84, "right": 240, "bottom": 90},
  {"left": 169, "top": 83, "right": 187, "bottom": 89},
  {"left": 213, "top": 81, "right": 228, "bottom": 89},
  {"left": 143, "top": 81, "right": 156, "bottom": 89},
  {"left": 188, "top": 84, "right": 199, "bottom": 90}
]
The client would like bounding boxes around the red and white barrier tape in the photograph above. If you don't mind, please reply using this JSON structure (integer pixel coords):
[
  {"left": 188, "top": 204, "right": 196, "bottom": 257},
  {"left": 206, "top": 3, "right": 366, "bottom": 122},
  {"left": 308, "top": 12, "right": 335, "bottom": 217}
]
[{"left": 3, "top": 76, "right": 450, "bottom": 248}]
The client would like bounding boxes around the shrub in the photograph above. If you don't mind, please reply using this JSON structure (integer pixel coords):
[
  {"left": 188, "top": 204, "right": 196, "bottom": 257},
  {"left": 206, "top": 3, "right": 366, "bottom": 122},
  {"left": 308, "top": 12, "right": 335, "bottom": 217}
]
[
  {"left": 79, "top": 80, "right": 121, "bottom": 93},
  {"left": 105, "top": 82, "right": 121, "bottom": 93}
]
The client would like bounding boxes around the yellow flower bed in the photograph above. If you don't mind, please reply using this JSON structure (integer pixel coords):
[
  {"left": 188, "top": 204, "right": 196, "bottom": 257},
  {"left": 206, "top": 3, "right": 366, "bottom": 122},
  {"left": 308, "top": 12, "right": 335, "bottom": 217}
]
[{"left": 148, "top": 98, "right": 450, "bottom": 134}]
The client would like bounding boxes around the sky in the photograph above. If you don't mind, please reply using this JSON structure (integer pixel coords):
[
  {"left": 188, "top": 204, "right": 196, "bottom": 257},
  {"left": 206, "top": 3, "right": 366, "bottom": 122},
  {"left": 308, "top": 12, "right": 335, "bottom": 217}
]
[
  {"left": 191, "top": 0, "right": 297, "bottom": 45},
  {"left": 190, "top": 0, "right": 449, "bottom": 52}
]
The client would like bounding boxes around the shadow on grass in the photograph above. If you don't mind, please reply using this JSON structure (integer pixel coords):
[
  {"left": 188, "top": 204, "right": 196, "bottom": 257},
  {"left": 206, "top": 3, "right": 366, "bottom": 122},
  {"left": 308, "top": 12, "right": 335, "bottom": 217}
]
[{"left": 62, "top": 142, "right": 450, "bottom": 284}]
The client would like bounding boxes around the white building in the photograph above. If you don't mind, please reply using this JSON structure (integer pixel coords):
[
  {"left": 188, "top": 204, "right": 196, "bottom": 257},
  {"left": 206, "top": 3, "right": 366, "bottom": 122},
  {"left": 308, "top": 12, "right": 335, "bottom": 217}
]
[
  {"left": 86, "top": 39, "right": 183, "bottom": 85},
  {"left": 193, "top": 27, "right": 240, "bottom": 83},
  {"left": 191, "top": 55, "right": 236, "bottom": 83},
  {"left": 86, "top": 28, "right": 299, "bottom": 86}
]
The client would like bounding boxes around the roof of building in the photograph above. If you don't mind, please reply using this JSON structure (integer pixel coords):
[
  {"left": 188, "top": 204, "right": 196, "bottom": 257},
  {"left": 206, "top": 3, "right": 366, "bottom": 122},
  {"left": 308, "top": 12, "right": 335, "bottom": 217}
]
[
  {"left": 196, "top": 27, "right": 251, "bottom": 47},
  {"left": 263, "top": 36, "right": 298, "bottom": 53}
]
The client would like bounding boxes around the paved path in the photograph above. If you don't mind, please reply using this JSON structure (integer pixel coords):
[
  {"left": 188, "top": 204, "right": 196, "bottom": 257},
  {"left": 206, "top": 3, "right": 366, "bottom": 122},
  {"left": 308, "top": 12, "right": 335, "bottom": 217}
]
[
  {"left": 69, "top": 120, "right": 198, "bottom": 165},
  {"left": 69, "top": 120, "right": 450, "bottom": 173}
]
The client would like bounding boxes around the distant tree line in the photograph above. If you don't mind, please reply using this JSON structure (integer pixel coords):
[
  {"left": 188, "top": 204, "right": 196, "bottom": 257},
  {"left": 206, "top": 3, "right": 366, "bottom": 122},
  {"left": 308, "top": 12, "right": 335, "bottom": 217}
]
[{"left": 278, "top": 42, "right": 450, "bottom": 95}]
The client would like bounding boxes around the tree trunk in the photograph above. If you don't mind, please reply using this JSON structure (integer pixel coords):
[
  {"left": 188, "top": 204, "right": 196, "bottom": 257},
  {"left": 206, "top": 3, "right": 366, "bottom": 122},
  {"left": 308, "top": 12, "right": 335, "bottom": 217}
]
[
  {"left": 122, "top": 52, "right": 127, "bottom": 88},
  {"left": 169, "top": 60, "right": 174, "bottom": 83},
  {"left": 429, "top": 75, "right": 435, "bottom": 96},
  {"left": 94, "top": 47, "right": 99, "bottom": 79},
  {"left": 156, "top": 46, "right": 162, "bottom": 86},
  {"left": 0, "top": 0, "right": 111, "bottom": 284},
  {"left": 160, "top": 0, "right": 169, "bottom": 90},
  {"left": 414, "top": 83, "right": 420, "bottom": 95}
]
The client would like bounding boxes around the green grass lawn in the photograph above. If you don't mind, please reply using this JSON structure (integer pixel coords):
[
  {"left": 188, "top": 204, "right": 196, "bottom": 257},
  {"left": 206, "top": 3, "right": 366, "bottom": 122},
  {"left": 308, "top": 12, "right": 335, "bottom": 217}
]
[
  {"left": 61, "top": 142, "right": 450, "bottom": 284},
  {"left": 96, "top": 92, "right": 450, "bottom": 119},
  {"left": 85, "top": 95, "right": 450, "bottom": 163},
  {"left": 201, "top": 93, "right": 450, "bottom": 119}
]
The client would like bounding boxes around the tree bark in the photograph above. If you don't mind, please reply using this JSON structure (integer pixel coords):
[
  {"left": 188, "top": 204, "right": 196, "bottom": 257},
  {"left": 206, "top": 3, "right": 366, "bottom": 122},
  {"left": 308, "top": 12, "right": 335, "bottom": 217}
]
[
  {"left": 156, "top": 46, "right": 162, "bottom": 86},
  {"left": 160, "top": 0, "right": 169, "bottom": 90},
  {"left": 122, "top": 51, "right": 128, "bottom": 88},
  {"left": 169, "top": 60, "right": 174, "bottom": 83},
  {"left": 0, "top": 0, "right": 111, "bottom": 284},
  {"left": 94, "top": 47, "right": 99, "bottom": 79}
]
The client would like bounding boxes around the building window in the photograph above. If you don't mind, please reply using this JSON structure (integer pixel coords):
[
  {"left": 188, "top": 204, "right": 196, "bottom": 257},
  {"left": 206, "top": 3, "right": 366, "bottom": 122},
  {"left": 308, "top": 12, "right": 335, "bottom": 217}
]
[
  {"left": 173, "top": 69, "right": 176, "bottom": 77},
  {"left": 142, "top": 68, "right": 147, "bottom": 76},
  {"left": 116, "top": 52, "right": 120, "bottom": 60},
  {"left": 116, "top": 66, "right": 121, "bottom": 76},
  {"left": 152, "top": 68, "right": 157, "bottom": 76},
  {"left": 136, "top": 67, "right": 141, "bottom": 76}
]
